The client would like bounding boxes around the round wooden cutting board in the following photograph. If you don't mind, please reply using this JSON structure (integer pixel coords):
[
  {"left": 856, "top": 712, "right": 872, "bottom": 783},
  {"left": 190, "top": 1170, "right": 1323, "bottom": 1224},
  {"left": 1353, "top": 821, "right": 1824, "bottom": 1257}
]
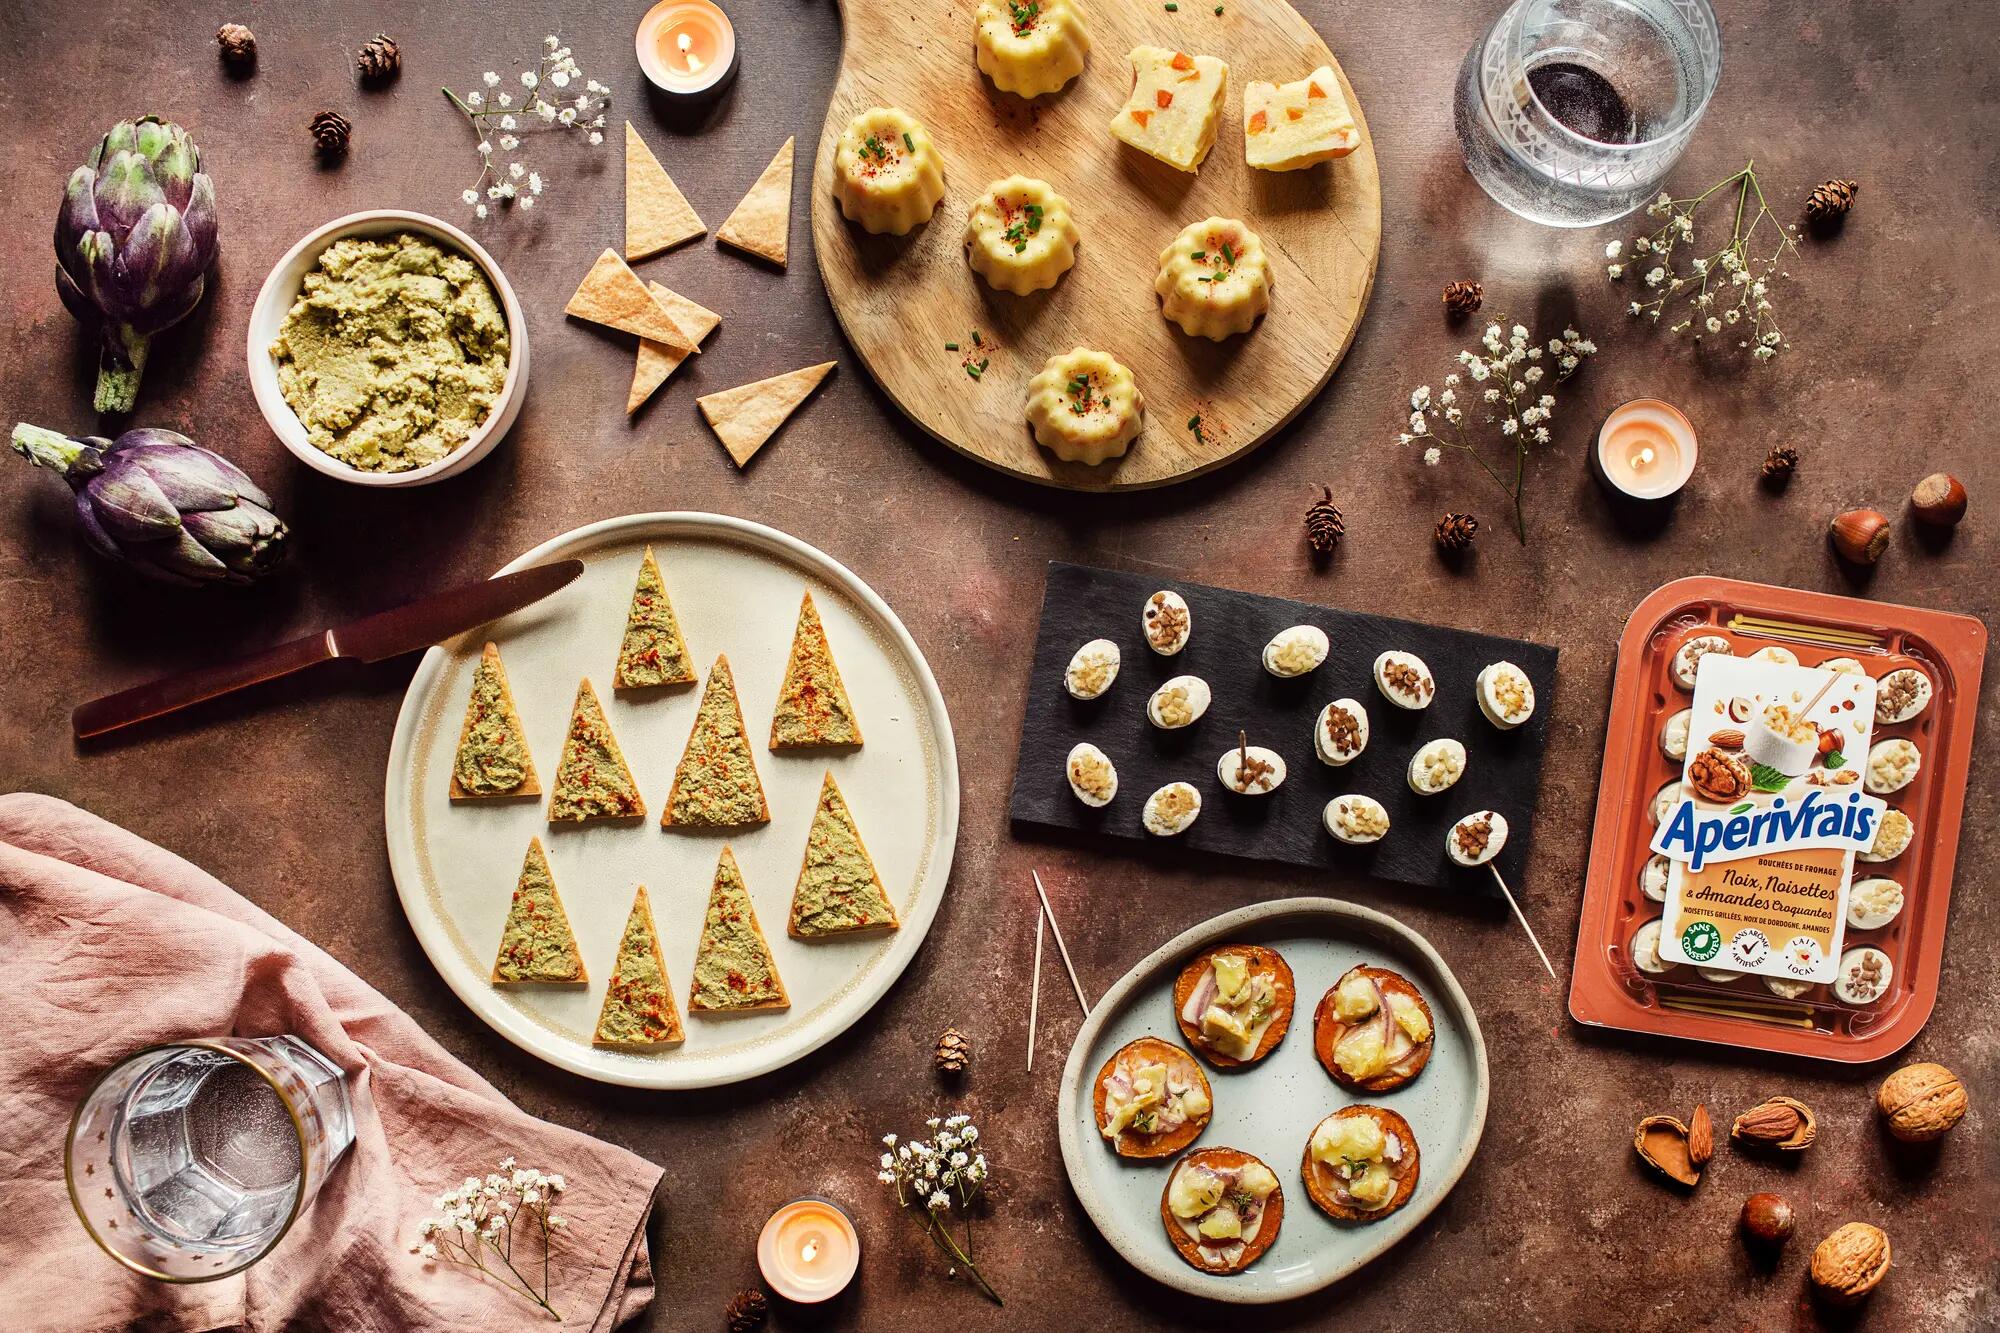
[{"left": 811, "top": 0, "right": 1381, "bottom": 491}]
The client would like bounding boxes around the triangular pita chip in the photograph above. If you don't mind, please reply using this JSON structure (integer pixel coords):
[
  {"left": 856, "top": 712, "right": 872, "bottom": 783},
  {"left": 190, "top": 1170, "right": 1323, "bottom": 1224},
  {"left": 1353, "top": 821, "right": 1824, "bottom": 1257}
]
[
  {"left": 689, "top": 847, "right": 791, "bottom": 1013},
  {"left": 564, "top": 248, "right": 694, "bottom": 352},
  {"left": 490, "top": 838, "right": 587, "bottom": 986},
  {"left": 628, "top": 281, "right": 721, "bottom": 414},
  {"left": 789, "top": 772, "right": 900, "bottom": 938},
  {"left": 449, "top": 642, "right": 540, "bottom": 800},
  {"left": 716, "top": 136, "right": 794, "bottom": 266},
  {"left": 592, "top": 886, "right": 685, "bottom": 1049},
  {"left": 770, "top": 592, "right": 862, "bottom": 748},
  {"left": 697, "top": 361, "right": 835, "bottom": 467},
  {"left": 547, "top": 678, "right": 646, "bottom": 823},
  {"left": 614, "top": 546, "right": 697, "bottom": 687},
  {"left": 625, "top": 121, "right": 706, "bottom": 260},
  {"left": 663, "top": 655, "right": 771, "bottom": 827}
]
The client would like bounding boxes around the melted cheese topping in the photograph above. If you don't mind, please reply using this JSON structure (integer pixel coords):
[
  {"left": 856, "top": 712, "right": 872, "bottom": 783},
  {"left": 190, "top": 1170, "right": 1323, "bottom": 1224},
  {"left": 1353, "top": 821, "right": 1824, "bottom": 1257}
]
[
  {"left": 1182, "top": 952, "right": 1279, "bottom": 1060},
  {"left": 1310, "top": 1116, "right": 1402, "bottom": 1210}
]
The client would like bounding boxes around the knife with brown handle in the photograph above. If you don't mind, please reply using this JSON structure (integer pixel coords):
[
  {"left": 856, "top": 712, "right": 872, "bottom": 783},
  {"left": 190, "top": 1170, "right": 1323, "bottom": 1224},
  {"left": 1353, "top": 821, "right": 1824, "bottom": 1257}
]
[{"left": 72, "top": 559, "right": 584, "bottom": 739}]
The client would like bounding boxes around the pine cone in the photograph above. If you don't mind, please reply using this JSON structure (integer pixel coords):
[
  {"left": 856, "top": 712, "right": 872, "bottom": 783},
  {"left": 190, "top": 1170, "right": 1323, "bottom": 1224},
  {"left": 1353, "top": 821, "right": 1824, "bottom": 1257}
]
[
  {"left": 311, "top": 111, "right": 352, "bottom": 158},
  {"left": 1804, "top": 178, "right": 1858, "bottom": 225},
  {"left": 1434, "top": 511, "right": 1478, "bottom": 551},
  {"left": 724, "top": 1289, "right": 769, "bottom": 1332},
  {"left": 1441, "top": 280, "right": 1483, "bottom": 319},
  {"left": 217, "top": 23, "right": 256, "bottom": 68},
  {"left": 935, "top": 1025, "right": 971, "bottom": 1074},
  {"left": 1761, "top": 445, "right": 1799, "bottom": 482},
  {"left": 1305, "top": 487, "right": 1344, "bottom": 556},
  {"left": 356, "top": 33, "right": 401, "bottom": 84}
]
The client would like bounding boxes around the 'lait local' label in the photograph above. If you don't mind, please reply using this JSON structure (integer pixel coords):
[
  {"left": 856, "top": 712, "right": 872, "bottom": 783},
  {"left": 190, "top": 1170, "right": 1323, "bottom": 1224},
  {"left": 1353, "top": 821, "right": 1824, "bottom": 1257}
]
[{"left": 1653, "top": 655, "right": 1880, "bottom": 984}]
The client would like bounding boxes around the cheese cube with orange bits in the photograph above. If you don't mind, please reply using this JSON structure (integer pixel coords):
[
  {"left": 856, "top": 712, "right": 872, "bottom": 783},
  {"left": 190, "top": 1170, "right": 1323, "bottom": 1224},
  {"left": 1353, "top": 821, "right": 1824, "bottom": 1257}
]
[
  {"left": 1108, "top": 46, "right": 1229, "bottom": 173},
  {"left": 1243, "top": 65, "right": 1359, "bottom": 171}
]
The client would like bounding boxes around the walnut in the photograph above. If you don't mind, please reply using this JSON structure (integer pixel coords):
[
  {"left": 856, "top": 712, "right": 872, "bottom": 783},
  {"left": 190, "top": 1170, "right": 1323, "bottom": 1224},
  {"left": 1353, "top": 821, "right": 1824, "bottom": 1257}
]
[
  {"left": 1688, "top": 747, "right": 1752, "bottom": 803},
  {"left": 1876, "top": 1062, "right": 1967, "bottom": 1142},
  {"left": 1809, "top": 1222, "right": 1890, "bottom": 1305},
  {"left": 1322, "top": 704, "right": 1362, "bottom": 757}
]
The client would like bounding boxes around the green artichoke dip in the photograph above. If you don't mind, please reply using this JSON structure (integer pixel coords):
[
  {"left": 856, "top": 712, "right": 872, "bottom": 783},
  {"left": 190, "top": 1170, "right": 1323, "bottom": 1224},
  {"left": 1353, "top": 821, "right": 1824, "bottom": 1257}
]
[
  {"left": 271, "top": 232, "right": 509, "bottom": 473},
  {"left": 454, "top": 650, "right": 531, "bottom": 796}
]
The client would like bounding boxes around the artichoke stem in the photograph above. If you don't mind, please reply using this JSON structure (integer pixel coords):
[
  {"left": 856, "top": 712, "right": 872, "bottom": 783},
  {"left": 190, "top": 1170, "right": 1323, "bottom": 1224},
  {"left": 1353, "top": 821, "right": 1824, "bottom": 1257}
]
[
  {"left": 93, "top": 325, "right": 151, "bottom": 414},
  {"left": 10, "top": 423, "right": 97, "bottom": 481}
]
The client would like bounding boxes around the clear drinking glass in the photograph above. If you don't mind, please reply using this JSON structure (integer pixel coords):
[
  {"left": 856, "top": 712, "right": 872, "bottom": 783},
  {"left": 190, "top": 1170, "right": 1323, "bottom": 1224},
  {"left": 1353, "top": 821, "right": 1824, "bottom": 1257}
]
[
  {"left": 66, "top": 1036, "right": 355, "bottom": 1281},
  {"left": 1454, "top": 0, "right": 1721, "bottom": 227}
]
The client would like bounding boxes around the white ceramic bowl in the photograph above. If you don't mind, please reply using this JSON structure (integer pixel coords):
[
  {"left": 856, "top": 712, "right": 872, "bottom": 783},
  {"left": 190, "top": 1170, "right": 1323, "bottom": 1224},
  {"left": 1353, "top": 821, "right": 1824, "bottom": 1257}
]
[{"left": 246, "top": 210, "right": 529, "bottom": 488}]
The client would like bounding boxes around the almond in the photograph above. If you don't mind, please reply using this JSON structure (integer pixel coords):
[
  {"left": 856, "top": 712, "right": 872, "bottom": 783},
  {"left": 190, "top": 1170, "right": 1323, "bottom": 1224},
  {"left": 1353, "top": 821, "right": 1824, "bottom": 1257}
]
[
  {"left": 1731, "top": 1095, "right": 1817, "bottom": 1151},
  {"left": 1688, "top": 1104, "right": 1714, "bottom": 1166},
  {"left": 1709, "top": 728, "right": 1747, "bottom": 749}
]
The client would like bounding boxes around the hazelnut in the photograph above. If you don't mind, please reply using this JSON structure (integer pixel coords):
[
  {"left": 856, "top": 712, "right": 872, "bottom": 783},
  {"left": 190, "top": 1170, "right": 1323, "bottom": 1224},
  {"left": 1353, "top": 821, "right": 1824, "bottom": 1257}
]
[
  {"left": 1739, "top": 1192, "right": 1795, "bottom": 1247},
  {"left": 1829, "top": 508, "right": 1892, "bottom": 565},
  {"left": 1910, "top": 472, "right": 1968, "bottom": 528},
  {"left": 1817, "top": 727, "right": 1844, "bottom": 755},
  {"left": 1877, "top": 1061, "right": 1968, "bottom": 1142},
  {"left": 1809, "top": 1222, "right": 1891, "bottom": 1305}
]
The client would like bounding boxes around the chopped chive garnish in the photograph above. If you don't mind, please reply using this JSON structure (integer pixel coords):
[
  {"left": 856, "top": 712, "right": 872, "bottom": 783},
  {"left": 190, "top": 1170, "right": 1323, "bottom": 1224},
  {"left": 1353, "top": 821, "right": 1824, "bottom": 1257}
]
[
  {"left": 972, "top": 330, "right": 983, "bottom": 346},
  {"left": 1191, "top": 250, "right": 1207, "bottom": 261},
  {"left": 1164, "top": 2, "right": 1177, "bottom": 10},
  {"left": 903, "top": 132, "right": 915, "bottom": 153},
  {"left": 1214, "top": 4, "right": 1223, "bottom": 12},
  {"left": 944, "top": 341, "right": 959, "bottom": 351}
]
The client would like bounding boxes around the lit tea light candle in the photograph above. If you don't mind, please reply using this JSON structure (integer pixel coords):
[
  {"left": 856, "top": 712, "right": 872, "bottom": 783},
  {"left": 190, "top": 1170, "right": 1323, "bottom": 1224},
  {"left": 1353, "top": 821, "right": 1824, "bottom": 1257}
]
[
  {"left": 1596, "top": 398, "right": 1698, "bottom": 501},
  {"left": 637, "top": 0, "right": 738, "bottom": 97},
  {"left": 756, "top": 1197, "right": 860, "bottom": 1303}
]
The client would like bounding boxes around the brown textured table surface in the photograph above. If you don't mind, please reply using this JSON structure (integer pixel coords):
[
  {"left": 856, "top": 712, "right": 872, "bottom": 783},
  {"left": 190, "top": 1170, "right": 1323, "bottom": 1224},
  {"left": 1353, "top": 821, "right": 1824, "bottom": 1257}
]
[{"left": 3, "top": 2, "right": 1995, "bottom": 1329}]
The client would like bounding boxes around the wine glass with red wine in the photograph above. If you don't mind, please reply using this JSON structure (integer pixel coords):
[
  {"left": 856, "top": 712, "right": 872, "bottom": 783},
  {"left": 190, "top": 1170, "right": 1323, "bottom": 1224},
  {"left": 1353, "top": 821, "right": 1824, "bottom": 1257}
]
[{"left": 1455, "top": 0, "right": 1720, "bottom": 227}]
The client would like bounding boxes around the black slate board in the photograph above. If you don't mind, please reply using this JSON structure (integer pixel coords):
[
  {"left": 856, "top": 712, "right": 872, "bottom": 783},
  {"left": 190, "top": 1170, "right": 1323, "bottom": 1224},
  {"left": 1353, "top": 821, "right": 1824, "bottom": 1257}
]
[{"left": 1007, "top": 562, "right": 1559, "bottom": 894}]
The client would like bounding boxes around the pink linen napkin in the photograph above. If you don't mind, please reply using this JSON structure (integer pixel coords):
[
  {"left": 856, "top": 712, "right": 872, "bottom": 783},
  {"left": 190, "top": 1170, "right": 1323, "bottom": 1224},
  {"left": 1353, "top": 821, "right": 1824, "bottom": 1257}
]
[{"left": 0, "top": 793, "right": 662, "bottom": 1333}]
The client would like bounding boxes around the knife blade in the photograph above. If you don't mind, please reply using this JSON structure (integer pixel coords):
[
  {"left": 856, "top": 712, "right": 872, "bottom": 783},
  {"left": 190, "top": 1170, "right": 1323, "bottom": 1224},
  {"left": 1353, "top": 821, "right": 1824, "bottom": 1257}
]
[{"left": 72, "top": 559, "right": 584, "bottom": 740}]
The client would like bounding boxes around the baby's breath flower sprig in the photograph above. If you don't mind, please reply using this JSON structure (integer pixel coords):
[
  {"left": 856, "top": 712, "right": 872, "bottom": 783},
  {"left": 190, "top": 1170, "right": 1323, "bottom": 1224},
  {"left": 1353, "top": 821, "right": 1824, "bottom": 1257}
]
[
  {"left": 441, "top": 35, "right": 610, "bottom": 219},
  {"left": 1399, "top": 321, "right": 1595, "bottom": 543},
  {"left": 876, "top": 1114, "right": 1001, "bottom": 1306},
  {"left": 410, "top": 1156, "right": 572, "bottom": 1321},
  {"left": 1608, "top": 160, "right": 1798, "bottom": 362}
]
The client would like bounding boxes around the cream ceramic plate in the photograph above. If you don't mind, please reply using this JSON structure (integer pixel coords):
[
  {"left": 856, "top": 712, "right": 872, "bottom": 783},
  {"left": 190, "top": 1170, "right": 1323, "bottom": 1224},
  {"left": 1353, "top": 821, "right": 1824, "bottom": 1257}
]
[
  {"left": 385, "top": 514, "right": 958, "bottom": 1088},
  {"left": 1056, "top": 899, "right": 1488, "bottom": 1302}
]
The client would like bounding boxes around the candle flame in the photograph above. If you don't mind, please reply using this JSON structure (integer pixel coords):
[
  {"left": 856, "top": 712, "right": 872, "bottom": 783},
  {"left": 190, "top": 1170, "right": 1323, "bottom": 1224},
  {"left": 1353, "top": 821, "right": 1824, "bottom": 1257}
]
[
  {"left": 678, "top": 31, "right": 705, "bottom": 75},
  {"left": 1632, "top": 445, "right": 1655, "bottom": 471},
  {"left": 801, "top": 1236, "right": 820, "bottom": 1263}
]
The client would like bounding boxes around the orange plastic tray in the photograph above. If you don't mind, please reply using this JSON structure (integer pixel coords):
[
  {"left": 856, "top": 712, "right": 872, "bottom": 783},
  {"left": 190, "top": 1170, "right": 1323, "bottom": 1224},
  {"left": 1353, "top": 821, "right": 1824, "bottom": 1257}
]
[{"left": 1569, "top": 577, "right": 1986, "bottom": 1063}]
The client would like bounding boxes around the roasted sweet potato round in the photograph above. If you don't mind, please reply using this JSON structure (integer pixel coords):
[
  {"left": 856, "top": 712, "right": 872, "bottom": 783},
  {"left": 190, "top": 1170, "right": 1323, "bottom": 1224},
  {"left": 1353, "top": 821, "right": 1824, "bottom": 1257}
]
[
  {"left": 1160, "top": 1146, "right": 1285, "bottom": 1274},
  {"left": 1301, "top": 1105, "right": 1421, "bottom": 1222},
  {"left": 1091, "top": 1036, "right": 1213, "bottom": 1159},
  {"left": 1171, "top": 943, "right": 1296, "bottom": 1069},
  {"left": 1312, "top": 964, "right": 1435, "bottom": 1092}
]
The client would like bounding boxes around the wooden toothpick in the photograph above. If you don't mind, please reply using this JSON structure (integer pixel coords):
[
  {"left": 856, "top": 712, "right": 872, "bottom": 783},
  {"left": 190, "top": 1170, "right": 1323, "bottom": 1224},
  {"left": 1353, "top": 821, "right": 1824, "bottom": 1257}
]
[
  {"left": 1032, "top": 870, "right": 1091, "bottom": 1014},
  {"left": 1490, "top": 864, "right": 1559, "bottom": 982},
  {"left": 1026, "top": 905, "right": 1046, "bottom": 1073}
]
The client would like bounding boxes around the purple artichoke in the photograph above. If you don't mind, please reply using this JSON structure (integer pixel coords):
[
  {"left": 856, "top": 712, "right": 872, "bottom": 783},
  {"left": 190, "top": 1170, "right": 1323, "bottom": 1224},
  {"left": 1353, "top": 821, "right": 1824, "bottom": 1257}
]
[
  {"left": 11, "top": 424, "right": 287, "bottom": 586},
  {"left": 56, "top": 117, "right": 220, "bottom": 414}
]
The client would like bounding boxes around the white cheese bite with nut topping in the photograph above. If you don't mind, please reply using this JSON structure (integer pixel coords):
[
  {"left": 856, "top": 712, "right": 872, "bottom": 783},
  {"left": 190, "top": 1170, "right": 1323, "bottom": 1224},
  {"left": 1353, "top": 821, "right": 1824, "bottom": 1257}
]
[
  {"left": 1407, "top": 738, "right": 1467, "bottom": 795},
  {"left": 1834, "top": 946, "right": 1893, "bottom": 1006},
  {"left": 1324, "top": 794, "right": 1389, "bottom": 844},
  {"left": 1670, "top": 634, "right": 1732, "bottom": 689},
  {"left": 1858, "top": 808, "right": 1914, "bottom": 862},
  {"left": 1445, "top": 810, "right": 1508, "bottom": 866},
  {"left": 1064, "top": 638, "right": 1120, "bottom": 699},
  {"left": 1142, "top": 781, "right": 1202, "bottom": 836},
  {"left": 1847, "top": 876, "right": 1905, "bottom": 930},
  {"left": 1313, "top": 698, "right": 1369, "bottom": 765},
  {"left": 1874, "top": 667, "right": 1932, "bottom": 723},
  {"left": 1140, "top": 588, "right": 1191, "bottom": 655},
  {"left": 1066, "top": 742, "right": 1117, "bottom": 807},
  {"left": 1147, "top": 675, "right": 1211, "bottom": 729},
  {"left": 1261, "top": 624, "right": 1328, "bottom": 677},
  {"left": 1629, "top": 919, "right": 1674, "bottom": 974},
  {"left": 1659, "top": 707, "right": 1693, "bottom": 762},
  {"left": 1865, "top": 738, "right": 1921, "bottom": 794},
  {"left": 1217, "top": 738, "right": 1285, "bottom": 795},
  {"left": 1475, "top": 661, "right": 1535, "bottom": 729},
  {"left": 1372, "top": 650, "right": 1434, "bottom": 710}
]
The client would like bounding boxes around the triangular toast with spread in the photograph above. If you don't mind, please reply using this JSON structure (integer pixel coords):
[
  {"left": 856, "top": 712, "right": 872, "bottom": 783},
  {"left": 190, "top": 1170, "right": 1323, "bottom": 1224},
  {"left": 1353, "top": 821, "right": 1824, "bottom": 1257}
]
[
  {"left": 689, "top": 847, "right": 791, "bottom": 1013},
  {"left": 696, "top": 361, "right": 835, "bottom": 467},
  {"left": 490, "top": 838, "right": 587, "bottom": 986},
  {"left": 625, "top": 121, "right": 706, "bottom": 260},
  {"left": 592, "top": 886, "right": 684, "bottom": 1049},
  {"left": 449, "top": 642, "right": 540, "bottom": 801},
  {"left": 770, "top": 592, "right": 862, "bottom": 749},
  {"left": 789, "top": 772, "right": 900, "bottom": 937},
  {"left": 663, "top": 656, "right": 771, "bottom": 827},
  {"left": 614, "top": 546, "right": 696, "bottom": 688},
  {"left": 548, "top": 679, "right": 646, "bottom": 823},
  {"left": 628, "top": 282, "right": 721, "bottom": 414},
  {"left": 715, "top": 136, "right": 794, "bottom": 266}
]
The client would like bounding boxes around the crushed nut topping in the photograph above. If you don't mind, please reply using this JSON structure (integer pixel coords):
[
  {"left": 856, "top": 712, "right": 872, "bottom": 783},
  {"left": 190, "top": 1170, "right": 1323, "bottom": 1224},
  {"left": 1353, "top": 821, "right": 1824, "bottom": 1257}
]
[
  {"left": 1153, "top": 785, "right": 1198, "bottom": 822},
  {"left": 1144, "top": 595, "right": 1189, "bottom": 649},
  {"left": 1154, "top": 685, "right": 1197, "bottom": 727},
  {"left": 1842, "top": 951, "right": 1887, "bottom": 1002},
  {"left": 1383, "top": 661, "right": 1432, "bottom": 700},
  {"left": 1070, "top": 752, "right": 1115, "bottom": 800},
  {"left": 1334, "top": 800, "right": 1390, "bottom": 838},
  {"left": 1453, "top": 817, "right": 1493, "bottom": 859},
  {"left": 1877, "top": 672, "right": 1923, "bottom": 717},
  {"left": 1491, "top": 667, "right": 1530, "bottom": 717},
  {"left": 1322, "top": 705, "right": 1362, "bottom": 755}
]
